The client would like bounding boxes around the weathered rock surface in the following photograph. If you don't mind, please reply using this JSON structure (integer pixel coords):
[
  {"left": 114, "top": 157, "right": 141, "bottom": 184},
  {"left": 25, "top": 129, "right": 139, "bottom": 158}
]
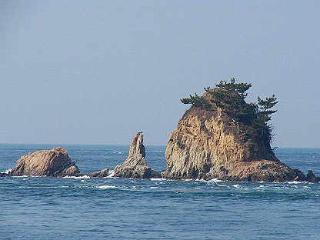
[
  {"left": 9, "top": 147, "right": 80, "bottom": 177},
  {"left": 114, "top": 132, "right": 161, "bottom": 178},
  {"left": 163, "top": 107, "right": 316, "bottom": 182},
  {"left": 88, "top": 168, "right": 110, "bottom": 178}
]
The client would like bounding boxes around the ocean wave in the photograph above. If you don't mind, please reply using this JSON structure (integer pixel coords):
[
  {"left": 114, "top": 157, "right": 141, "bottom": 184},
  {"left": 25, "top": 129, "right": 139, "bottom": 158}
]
[
  {"left": 112, "top": 151, "right": 123, "bottom": 155},
  {"left": 196, "top": 178, "right": 224, "bottom": 183},
  {"left": 287, "top": 181, "right": 304, "bottom": 184},
  {"left": 183, "top": 179, "right": 193, "bottom": 182},
  {"left": 63, "top": 175, "right": 90, "bottom": 180},
  {"left": 97, "top": 185, "right": 117, "bottom": 190},
  {"left": 150, "top": 178, "right": 166, "bottom": 181},
  {"left": 12, "top": 175, "right": 44, "bottom": 178}
]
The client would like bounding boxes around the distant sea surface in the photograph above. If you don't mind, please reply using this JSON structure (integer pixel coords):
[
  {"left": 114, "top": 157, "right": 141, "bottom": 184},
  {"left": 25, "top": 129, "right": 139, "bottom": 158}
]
[{"left": 0, "top": 144, "right": 319, "bottom": 240}]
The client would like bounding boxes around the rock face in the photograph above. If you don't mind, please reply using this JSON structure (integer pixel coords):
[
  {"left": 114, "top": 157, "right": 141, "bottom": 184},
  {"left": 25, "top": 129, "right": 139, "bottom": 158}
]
[
  {"left": 163, "top": 107, "right": 310, "bottom": 182},
  {"left": 114, "top": 132, "right": 160, "bottom": 178},
  {"left": 9, "top": 147, "right": 80, "bottom": 177}
]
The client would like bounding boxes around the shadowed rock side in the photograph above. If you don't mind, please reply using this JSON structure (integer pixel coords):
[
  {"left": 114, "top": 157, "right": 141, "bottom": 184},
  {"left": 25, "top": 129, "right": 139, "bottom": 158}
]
[
  {"left": 163, "top": 107, "right": 319, "bottom": 182},
  {"left": 114, "top": 132, "right": 160, "bottom": 178},
  {"left": 9, "top": 147, "right": 80, "bottom": 177}
]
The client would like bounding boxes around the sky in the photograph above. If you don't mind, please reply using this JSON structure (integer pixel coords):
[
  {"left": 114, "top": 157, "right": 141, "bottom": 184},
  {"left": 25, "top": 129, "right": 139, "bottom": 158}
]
[{"left": 0, "top": 0, "right": 320, "bottom": 147}]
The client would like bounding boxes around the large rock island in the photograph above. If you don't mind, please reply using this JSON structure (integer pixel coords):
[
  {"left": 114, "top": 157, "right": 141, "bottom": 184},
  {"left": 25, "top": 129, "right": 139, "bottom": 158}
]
[
  {"left": 163, "top": 79, "right": 319, "bottom": 182},
  {"left": 9, "top": 147, "right": 80, "bottom": 177}
]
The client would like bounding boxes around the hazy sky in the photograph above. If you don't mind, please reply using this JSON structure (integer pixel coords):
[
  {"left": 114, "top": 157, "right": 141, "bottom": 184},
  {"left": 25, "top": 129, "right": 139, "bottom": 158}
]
[{"left": 0, "top": 0, "right": 320, "bottom": 147}]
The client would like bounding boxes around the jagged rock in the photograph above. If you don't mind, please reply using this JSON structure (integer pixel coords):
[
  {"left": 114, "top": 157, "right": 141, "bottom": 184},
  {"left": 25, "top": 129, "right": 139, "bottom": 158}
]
[
  {"left": 88, "top": 168, "right": 110, "bottom": 178},
  {"left": 0, "top": 172, "right": 7, "bottom": 177},
  {"left": 114, "top": 132, "right": 161, "bottom": 178},
  {"left": 9, "top": 147, "right": 80, "bottom": 177},
  {"left": 163, "top": 107, "right": 311, "bottom": 182}
]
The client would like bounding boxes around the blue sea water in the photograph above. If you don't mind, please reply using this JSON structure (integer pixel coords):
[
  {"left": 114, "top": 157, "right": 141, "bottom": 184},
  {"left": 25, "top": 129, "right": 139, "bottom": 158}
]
[{"left": 0, "top": 144, "right": 319, "bottom": 240}]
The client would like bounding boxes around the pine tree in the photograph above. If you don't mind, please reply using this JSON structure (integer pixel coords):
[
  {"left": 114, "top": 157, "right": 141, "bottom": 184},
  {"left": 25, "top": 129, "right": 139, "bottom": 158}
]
[
  {"left": 180, "top": 78, "right": 278, "bottom": 143},
  {"left": 257, "top": 94, "right": 278, "bottom": 122}
]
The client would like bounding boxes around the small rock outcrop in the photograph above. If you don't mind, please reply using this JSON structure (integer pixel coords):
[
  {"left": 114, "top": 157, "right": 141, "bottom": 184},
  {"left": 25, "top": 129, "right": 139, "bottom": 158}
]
[
  {"left": 0, "top": 172, "right": 8, "bottom": 177},
  {"left": 88, "top": 168, "right": 110, "bottom": 178},
  {"left": 9, "top": 147, "right": 80, "bottom": 177},
  {"left": 114, "top": 132, "right": 160, "bottom": 178}
]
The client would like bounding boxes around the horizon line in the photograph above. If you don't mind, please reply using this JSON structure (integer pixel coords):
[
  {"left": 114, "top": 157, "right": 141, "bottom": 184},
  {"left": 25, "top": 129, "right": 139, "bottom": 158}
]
[{"left": 0, "top": 142, "right": 319, "bottom": 149}]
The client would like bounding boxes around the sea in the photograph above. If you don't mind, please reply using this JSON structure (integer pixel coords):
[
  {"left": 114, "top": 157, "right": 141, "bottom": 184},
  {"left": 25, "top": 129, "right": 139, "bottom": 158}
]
[{"left": 0, "top": 144, "right": 319, "bottom": 240}]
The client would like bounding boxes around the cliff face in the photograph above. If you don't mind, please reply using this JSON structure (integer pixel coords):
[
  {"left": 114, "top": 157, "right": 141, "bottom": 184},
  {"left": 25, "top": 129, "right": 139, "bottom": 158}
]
[
  {"left": 163, "top": 107, "right": 305, "bottom": 181},
  {"left": 114, "top": 132, "right": 160, "bottom": 178}
]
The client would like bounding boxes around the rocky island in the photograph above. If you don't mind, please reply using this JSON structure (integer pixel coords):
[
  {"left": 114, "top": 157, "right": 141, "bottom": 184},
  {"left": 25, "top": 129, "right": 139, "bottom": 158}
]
[
  {"left": 8, "top": 147, "right": 80, "bottom": 177},
  {"left": 1, "top": 132, "right": 159, "bottom": 179},
  {"left": 1, "top": 79, "right": 318, "bottom": 183},
  {"left": 163, "top": 79, "right": 319, "bottom": 182}
]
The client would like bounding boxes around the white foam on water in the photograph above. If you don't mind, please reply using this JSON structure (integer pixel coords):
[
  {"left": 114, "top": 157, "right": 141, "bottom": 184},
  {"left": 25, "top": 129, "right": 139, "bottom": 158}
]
[
  {"left": 150, "top": 186, "right": 159, "bottom": 189},
  {"left": 112, "top": 151, "right": 123, "bottom": 155},
  {"left": 233, "top": 184, "right": 240, "bottom": 188},
  {"left": 150, "top": 178, "right": 166, "bottom": 181},
  {"left": 196, "top": 178, "right": 224, "bottom": 183},
  {"left": 63, "top": 175, "right": 90, "bottom": 180},
  {"left": 287, "top": 181, "right": 303, "bottom": 184},
  {"left": 183, "top": 179, "right": 193, "bottom": 182},
  {"left": 1, "top": 168, "right": 12, "bottom": 174},
  {"left": 207, "top": 178, "right": 223, "bottom": 183},
  {"left": 12, "top": 175, "right": 29, "bottom": 178},
  {"left": 105, "top": 170, "right": 115, "bottom": 178},
  {"left": 97, "top": 185, "right": 117, "bottom": 190}
]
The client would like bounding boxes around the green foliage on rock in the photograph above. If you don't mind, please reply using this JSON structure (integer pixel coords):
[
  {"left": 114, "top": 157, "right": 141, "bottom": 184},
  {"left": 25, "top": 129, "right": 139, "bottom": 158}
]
[{"left": 180, "top": 78, "right": 278, "bottom": 144}]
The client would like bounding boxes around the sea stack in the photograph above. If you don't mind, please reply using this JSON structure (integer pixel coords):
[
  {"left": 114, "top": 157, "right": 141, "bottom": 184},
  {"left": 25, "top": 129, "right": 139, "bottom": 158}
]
[
  {"left": 9, "top": 147, "right": 80, "bottom": 177},
  {"left": 163, "top": 79, "right": 317, "bottom": 182},
  {"left": 114, "top": 132, "right": 160, "bottom": 178}
]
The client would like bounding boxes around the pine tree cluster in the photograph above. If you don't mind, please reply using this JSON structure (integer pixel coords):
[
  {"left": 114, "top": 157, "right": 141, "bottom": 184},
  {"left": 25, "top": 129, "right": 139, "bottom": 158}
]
[{"left": 181, "top": 78, "right": 278, "bottom": 143}]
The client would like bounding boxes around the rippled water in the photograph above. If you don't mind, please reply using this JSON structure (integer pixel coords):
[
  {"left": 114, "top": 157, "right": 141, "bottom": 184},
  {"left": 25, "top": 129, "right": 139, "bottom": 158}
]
[{"left": 0, "top": 145, "right": 320, "bottom": 240}]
